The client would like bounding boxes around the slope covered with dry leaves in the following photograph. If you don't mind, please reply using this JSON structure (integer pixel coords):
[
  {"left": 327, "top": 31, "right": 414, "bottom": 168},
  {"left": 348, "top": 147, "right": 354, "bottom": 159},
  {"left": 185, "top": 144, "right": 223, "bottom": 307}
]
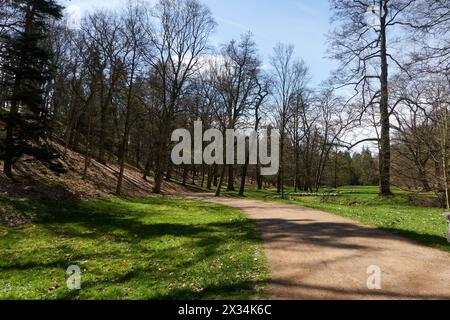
[{"left": 0, "top": 141, "right": 189, "bottom": 200}]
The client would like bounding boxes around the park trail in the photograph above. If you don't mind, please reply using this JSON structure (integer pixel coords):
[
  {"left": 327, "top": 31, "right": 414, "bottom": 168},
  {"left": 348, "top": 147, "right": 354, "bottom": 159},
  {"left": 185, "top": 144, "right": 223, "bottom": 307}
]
[{"left": 186, "top": 194, "right": 450, "bottom": 300}]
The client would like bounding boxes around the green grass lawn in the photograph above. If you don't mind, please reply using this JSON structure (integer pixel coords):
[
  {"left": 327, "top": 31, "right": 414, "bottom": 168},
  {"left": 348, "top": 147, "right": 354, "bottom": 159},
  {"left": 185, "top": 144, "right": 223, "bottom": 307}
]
[
  {"left": 0, "top": 196, "right": 268, "bottom": 300},
  {"left": 223, "top": 186, "right": 450, "bottom": 252}
]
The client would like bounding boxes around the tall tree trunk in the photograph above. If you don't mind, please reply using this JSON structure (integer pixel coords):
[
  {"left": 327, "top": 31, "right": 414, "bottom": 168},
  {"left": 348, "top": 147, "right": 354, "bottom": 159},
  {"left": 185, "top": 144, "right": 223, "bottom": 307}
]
[
  {"left": 3, "top": 73, "right": 21, "bottom": 177},
  {"left": 83, "top": 111, "right": 93, "bottom": 180},
  {"left": 213, "top": 164, "right": 218, "bottom": 187},
  {"left": 278, "top": 129, "right": 285, "bottom": 198},
  {"left": 3, "top": 120, "right": 15, "bottom": 177},
  {"left": 98, "top": 100, "right": 108, "bottom": 164},
  {"left": 256, "top": 164, "right": 263, "bottom": 190},
  {"left": 153, "top": 126, "right": 168, "bottom": 194},
  {"left": 80, "top": 86, "right": 96, "bottom": 180},
  {"left": 294, "top": 147, "right": 300, "bottom": 192},
  {"left": 334, "top": 149, "right": 338, "bottom": 189},
  {"left": 215, "top": 165, "right": 226, "bottom": 196},
  {"left": 206, "top": 165, "right": 213, "bottom": 190},
  {"left": 165, "top": 159, "right": 173, "bottom": 182},
  {"left": 116, "top": 55, "right": 136, "bottom": 195},
  {"left": 440, "top": 108, "right": 449, "bottom": 210},
  {"left": 3, "top": 111, "right": 17, "bottom": 178},
  {"left": 143, "top": 155, "right": 152, "bottom": 181},
  {"left": 182, "top": 164, "right": 189, "bottom": 186},
  {"left": 227, "top": 164, "right": 235, "bottom": 191},
  {"left": 153, "top": 167, "right": 164, "bottom": 193},
  {"left": 116, "top": 111, "right": 131, "bottom": 195},
  {"left": 379, "top": 7, "right": 392, "bottom": 196},
  {"left": 277, "top": 171, "right": 282, "bottom": 193},
  {"left": 135, "top": 137, "right": 141, "bottom": 169},
  {"left": 200, "top": 164, "right": 206, "bottom": 188},
  {"left": 192, "top": 167, "right": 197, "bottom": 185},
  {"left": 239, "top": 162, "right": 249, "bottom": 197}
]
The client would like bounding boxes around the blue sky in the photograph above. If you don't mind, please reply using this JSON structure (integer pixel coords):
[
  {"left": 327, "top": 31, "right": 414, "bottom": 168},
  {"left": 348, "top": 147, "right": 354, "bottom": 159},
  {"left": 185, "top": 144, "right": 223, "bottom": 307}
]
[{"left": 62, "top": 0, "right": 336, "bottom": 86}]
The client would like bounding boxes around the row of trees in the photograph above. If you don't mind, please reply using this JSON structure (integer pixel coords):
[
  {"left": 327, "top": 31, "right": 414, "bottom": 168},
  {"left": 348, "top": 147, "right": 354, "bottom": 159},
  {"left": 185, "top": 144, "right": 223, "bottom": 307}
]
[{"left": 0, "top": 0, "right": 449, "bottom": 204}]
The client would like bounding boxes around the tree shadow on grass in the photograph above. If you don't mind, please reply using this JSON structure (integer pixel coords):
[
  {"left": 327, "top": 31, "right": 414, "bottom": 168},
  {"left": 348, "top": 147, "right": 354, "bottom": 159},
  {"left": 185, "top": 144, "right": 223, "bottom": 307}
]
[
  {"left": 55, "top": 273, "right": 267, "bottom": 300},
  {"left": 151, "top": 280, "right": 267, "bottom": 300},
  {"left": 7, "top": 195, "right": 448, "bottom": 299},
  {"left": 1, "top": 196, "right": 267, "bottom": 299},
  {"left": 3, "top": 196, "right": 261, "bottom": 247},
  {"left": 2, "top": 166, "right": 78, "bottom": 200}
]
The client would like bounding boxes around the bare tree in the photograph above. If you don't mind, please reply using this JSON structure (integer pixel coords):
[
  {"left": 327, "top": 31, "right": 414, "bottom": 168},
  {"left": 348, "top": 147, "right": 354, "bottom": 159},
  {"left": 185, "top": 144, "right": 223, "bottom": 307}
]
[
  {"left": 239, "top": 76, "right": 269, "bottom": 196},
  {"left": 328, "top": 0, "right": 422, "bottom": 195},
  {"left": 270, "top": 43, "right": 309, "bottom": 198},
  {"left": 82, "top": 11, "right": 124, "bottom": 164},
  {"left": 313, "top": 89, "right": 355, "bottom": 191},
  {"left": 142, "top": 0, "right": 216, "bottom": 194},
  {"left": 116, "top": 2, "right": 146, "bottom": 195},
  {"left": 210, "top": 33, "right": 262, "bottom": 196}
]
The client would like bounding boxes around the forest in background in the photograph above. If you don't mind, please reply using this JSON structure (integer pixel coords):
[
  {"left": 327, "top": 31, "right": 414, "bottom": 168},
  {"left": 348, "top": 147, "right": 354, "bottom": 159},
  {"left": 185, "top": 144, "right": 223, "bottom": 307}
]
[{"left": 0, "top": 0, "right": 449, "bottom": 206}]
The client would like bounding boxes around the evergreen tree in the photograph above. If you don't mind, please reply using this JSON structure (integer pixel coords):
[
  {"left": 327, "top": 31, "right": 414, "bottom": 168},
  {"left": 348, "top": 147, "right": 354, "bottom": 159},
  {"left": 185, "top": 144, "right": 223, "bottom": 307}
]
[
  {"left": 0, "top": 0, "right": 63, "bottom": 177},
  {"left": 351, "top": 148, "right": 378, "bottom": 186}
]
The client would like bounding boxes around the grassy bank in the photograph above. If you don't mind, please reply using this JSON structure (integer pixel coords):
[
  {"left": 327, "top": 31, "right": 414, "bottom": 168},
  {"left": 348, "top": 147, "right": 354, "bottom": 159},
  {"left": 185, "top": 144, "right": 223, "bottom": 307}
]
[
  {"left": 223, "top": 186, "right": 450, "bottom": 252},
  {"left": 0, "top": 196, "right": 268, "bottom": 300}
]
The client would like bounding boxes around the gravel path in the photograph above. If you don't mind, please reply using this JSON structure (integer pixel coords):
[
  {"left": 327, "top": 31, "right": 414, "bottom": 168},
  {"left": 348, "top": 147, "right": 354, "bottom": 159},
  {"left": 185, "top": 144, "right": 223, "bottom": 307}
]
[{"left": 187, "top": 195, "right": 450, "bottom": 300}]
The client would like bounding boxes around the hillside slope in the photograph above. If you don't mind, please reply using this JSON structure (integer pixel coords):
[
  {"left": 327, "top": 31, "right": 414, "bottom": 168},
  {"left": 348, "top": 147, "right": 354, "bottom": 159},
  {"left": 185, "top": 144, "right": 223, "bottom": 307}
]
[{"left": 0, "top": 141, "right": 189, "bottom": 200}]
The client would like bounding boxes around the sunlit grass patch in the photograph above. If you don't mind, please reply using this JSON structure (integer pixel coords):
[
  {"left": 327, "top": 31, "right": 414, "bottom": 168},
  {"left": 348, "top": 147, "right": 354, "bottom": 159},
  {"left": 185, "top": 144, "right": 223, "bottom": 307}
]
[{"left": 0, "top": 196, "right": 268, "bottom": 300}]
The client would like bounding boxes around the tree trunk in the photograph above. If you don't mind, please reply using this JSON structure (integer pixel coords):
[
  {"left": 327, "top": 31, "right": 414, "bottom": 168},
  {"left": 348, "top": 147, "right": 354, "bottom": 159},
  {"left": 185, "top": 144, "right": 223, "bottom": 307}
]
[
  {"left": 182, "top": 165, "right": 189, "bottom": 186},
  {"left": 165, "top": 159, "right": 173, "bottom": 182},
  {"left": 116, "top": 122, "right": 130, "bottom": 195},
  {"left": 200, "top": 164, "right": 206, "bottom": 188},
  {"left": 215, "top": 165, "right": 226, "bottom": 196},
  {"left": 3, "top": 75, "right": 21, "bottom": 177},
  {"left": 278, "top": 129, "right": 285, "bottom": 198},
  {"left": 3, "top": 120, "right": 14, "bottom": 177},
  {"left": 153, "top": 168, "right": 164, "bottom": 193},
  {"left": 135, "top": 137, "right": 141, "bottom": 169},
  {"left": 213, "top": 164, "right": 218, "bottom": 187},
  {"left": 153, "top": 128, "right": 168, "bottom": 194},
  {"left": 294, "top": 148, "right": 300, "bottom": 192},
  {"left": 256, "top": 161, "right": 263, "bottom": 190},
  {"left": 192, "top": 167, "right": 197, "bottom": 185},
  {"left": 206, "top": 165, "right": 213, "bottom": 190},
  {"left": 82, "top": 114, "right": 93, "bottom": 181},
  {"left": 98, "top": 100, "right": 107, "bottom": 164},
  {"left": 143, "top": 155, "right": 152, "bottom": 181},
  {"left": 441, "top": 109, "right": 449, "bottom": 210},
  {"left": 227, "top": 164, "right": 235, "bottom": 191},
  {"left": 334, "top": 152, "right": 338, "bottom": 189},
  {"left": 116, "top": 54, "right": 136, "bottom": 195},
  {"left": 277, "top": 171, "right": 282, "bottom": 193},
  {"left": 379, "top": 9, "right": 392, "bottom": 196},
  {"left": 239, "top": 163, "right": 249, "bottom": 197},
  {"left": 418, "top": 167, "right": 431, "bottom": 191}
]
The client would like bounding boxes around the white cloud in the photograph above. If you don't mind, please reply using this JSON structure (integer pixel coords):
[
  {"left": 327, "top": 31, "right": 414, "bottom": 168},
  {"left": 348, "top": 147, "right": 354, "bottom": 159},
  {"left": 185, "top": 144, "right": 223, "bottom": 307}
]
[
  {"left": 65, "top": 4, "right": 82, "bottom": 29},
  {"left": 215, "top": 15, "right": 250, "bottom": 32}
]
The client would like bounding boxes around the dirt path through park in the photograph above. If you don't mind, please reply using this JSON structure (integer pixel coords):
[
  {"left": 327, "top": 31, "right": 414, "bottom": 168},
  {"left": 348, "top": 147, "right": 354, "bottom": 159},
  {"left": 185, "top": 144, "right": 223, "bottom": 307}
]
[{"left": 187, "top": 194, "right": 450, "bottom": 300}]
